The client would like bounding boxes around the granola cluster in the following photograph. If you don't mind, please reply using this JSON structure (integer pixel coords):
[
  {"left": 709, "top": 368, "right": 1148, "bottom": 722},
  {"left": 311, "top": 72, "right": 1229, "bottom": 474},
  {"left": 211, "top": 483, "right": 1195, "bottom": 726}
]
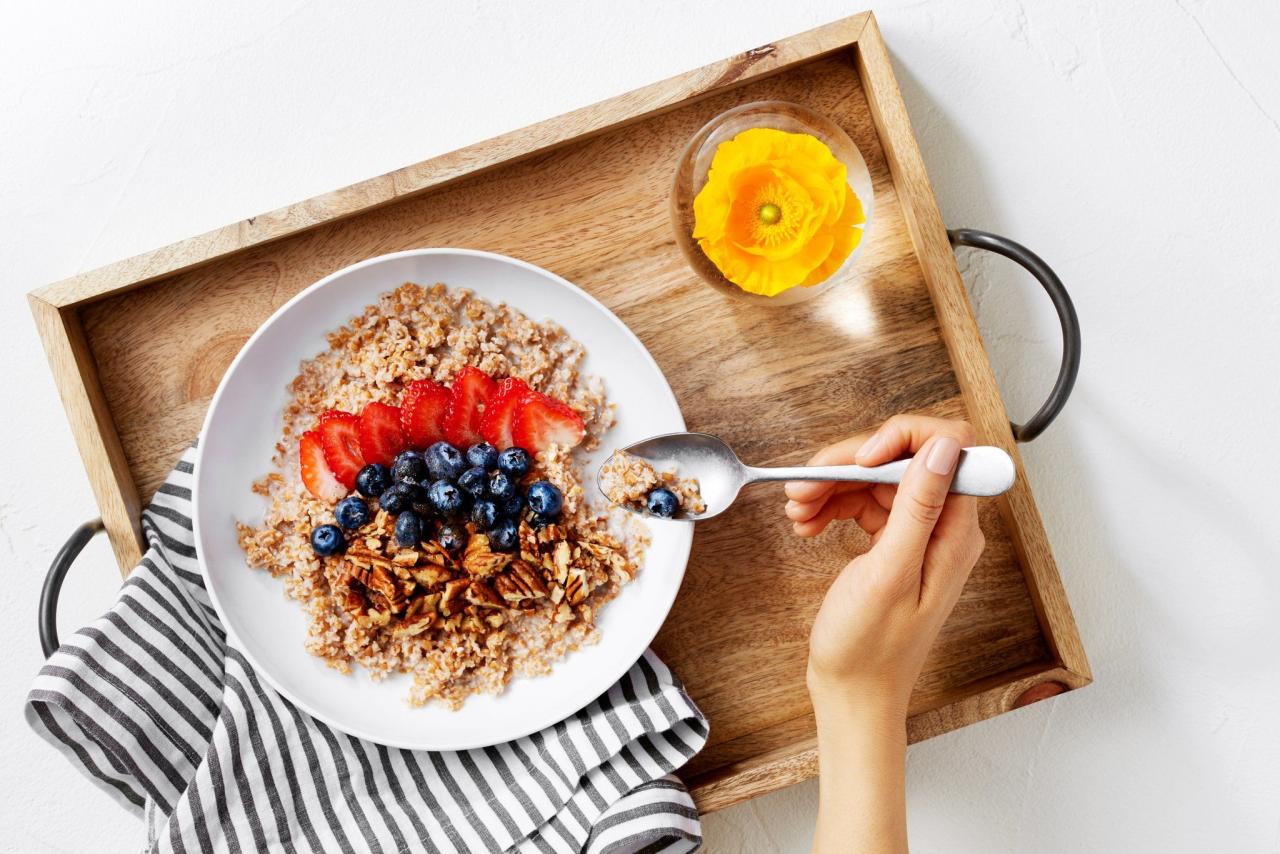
[{"left": 236, "top": 282, "right": 645, "bottom": 708}]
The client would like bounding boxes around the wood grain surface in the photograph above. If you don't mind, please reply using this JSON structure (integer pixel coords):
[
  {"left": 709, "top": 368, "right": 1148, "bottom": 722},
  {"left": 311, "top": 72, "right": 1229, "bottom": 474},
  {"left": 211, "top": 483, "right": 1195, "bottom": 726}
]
[{"left": 30, "top": 12, "right": 1088, "bottom": 813}]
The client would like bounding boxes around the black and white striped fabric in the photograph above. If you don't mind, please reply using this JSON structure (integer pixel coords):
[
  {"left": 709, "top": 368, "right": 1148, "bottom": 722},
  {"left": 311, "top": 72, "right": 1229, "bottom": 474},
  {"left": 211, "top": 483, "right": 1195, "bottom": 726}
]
[{"left": 27, "top": 448, "right": 708, "bottom": 853}]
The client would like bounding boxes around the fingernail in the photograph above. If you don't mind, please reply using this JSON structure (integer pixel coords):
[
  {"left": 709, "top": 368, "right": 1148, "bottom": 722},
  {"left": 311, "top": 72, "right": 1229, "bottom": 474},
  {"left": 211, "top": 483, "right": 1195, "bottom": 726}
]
[
  {"left": 857, "top": 433, "right": 882, "bottom": 461},
  {"left": 785, "top": 500, "right": 799, "bottom": 514},
  {"left": 926, "top": 437, "right": 961, "bottom": 475}
]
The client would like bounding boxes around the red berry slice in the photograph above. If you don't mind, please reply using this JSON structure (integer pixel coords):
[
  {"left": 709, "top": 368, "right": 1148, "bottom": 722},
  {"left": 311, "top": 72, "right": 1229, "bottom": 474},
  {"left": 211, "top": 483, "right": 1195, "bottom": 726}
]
[
  {"left": 511, "top": 391, "right": 586, "bottom": 453},
  {"left": 400, "top": 379, "right": 451, "bottom": 449},
  {"left": 299, "top": 430, "right": 346, "bottom": 503},
  {"left": 315, "top": 410, "right": 365, "bottom": 489},
  {"left": 442, "top": 366, "right": 497, "bottom": 448},
  {"left": 356, "top": 401, "right": 406, "bottom": 466},
  {"left": 480, "top": 377, "right": 533, "bottom": 450}
]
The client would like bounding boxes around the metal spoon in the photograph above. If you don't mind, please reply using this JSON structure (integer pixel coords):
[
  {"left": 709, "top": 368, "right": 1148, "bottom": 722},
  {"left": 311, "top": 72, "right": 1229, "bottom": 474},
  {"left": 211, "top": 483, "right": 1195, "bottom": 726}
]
[{"left": 598, "top": 432, "right": 1016, "bottom": 521}]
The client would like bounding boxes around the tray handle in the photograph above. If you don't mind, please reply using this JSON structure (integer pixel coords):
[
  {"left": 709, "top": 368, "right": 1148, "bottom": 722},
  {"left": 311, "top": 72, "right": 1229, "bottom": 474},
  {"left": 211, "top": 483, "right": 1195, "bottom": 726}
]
[
  {"left": 948, "top": 228, "right": 1080, "bottom": 443},
  {"left": 39, "top": 519, "right": 105, "bottom": 658}
]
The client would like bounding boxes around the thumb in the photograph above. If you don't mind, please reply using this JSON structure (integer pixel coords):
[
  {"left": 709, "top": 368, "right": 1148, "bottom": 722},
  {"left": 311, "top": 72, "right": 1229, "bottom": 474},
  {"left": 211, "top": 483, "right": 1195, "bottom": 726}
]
[{"left": 874, "top": 436, "right": 962, "bottom": 570}]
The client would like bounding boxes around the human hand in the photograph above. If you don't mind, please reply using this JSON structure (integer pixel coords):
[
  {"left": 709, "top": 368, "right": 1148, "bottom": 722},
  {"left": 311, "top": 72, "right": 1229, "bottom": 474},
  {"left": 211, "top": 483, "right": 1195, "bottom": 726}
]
[{"left": 785, "top": 414, "right": 987, "bottom": 718}]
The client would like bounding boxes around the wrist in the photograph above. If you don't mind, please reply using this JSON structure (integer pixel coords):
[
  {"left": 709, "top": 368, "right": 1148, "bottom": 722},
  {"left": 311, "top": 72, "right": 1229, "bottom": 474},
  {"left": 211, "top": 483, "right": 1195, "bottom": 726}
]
[{"left": 807, "top": 664, "right": 911, "bottom": 728}]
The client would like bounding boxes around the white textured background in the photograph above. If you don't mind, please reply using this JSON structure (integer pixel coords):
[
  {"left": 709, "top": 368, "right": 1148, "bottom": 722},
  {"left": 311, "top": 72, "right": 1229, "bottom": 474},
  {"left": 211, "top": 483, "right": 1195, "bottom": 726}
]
[{"left": 4, "top": 1, "right": 1279, "bottom": 851}]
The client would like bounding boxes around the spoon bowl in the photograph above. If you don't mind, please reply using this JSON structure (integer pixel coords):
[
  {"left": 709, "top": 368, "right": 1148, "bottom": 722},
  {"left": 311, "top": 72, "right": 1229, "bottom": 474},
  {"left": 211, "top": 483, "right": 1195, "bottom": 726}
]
[{"left": 600, "top": 433, "right": 750, "bottom": 520}]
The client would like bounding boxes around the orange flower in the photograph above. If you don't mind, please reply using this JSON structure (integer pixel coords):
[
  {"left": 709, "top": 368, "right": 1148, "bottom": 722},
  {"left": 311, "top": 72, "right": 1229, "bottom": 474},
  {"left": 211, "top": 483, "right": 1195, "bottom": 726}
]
[{"left": 692, "top": 128, "right": 865, "bottom": 297}]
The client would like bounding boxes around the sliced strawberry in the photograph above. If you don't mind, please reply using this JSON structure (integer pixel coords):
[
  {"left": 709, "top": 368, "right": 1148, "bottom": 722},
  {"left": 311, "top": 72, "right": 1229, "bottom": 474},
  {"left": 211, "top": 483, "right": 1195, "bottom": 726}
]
[
  {"left": 315, "top": 410, "right": 365, "bottom": 489},
  {"left": 356, "top": 401, "right": 406, "bottom": 466},
  {"left": 480, "top": 377, "right": 533, "bottom": 449},
  {"left": 442, "top": 366, "right": 497, "bottom": 447},
  {"left": 400, "top": 379, "right": 451, "bottom": 448},
  {"left": 299, "top": 430, "right": 346, "bottom": 503},
  {"left": 511, "top": 391, "right": 586, "bottom": 453}
]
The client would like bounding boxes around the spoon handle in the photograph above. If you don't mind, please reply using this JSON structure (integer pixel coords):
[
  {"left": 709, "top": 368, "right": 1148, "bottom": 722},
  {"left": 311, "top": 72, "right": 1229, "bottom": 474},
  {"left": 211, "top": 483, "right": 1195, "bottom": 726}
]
[{"left": 745, "top": 445, "right": 1016, "bottom": 498}]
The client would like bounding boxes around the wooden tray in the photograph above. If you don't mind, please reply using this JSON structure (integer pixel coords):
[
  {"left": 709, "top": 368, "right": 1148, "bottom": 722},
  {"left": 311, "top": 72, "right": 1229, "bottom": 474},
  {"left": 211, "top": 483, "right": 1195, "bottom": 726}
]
[{"left": 30, "top": 12, "right": 1089, "bottom": 813}]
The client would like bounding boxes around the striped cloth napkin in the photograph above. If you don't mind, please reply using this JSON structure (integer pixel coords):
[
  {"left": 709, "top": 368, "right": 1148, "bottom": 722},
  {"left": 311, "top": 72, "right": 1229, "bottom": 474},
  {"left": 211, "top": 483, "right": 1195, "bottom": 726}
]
[{"left": 26, "top": 448, "right": 708, "bottom": 853}]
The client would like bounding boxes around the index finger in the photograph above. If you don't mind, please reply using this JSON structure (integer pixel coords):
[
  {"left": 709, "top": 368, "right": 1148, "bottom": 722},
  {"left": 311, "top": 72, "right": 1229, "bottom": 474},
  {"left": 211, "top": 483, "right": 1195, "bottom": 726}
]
[
  {"left": 783, "top": 430, "right": 877, "bottom": 502},
  {"left": 854, "top": 414, "right": 977, "bottom": 467},
  {"left": 873, "top": 434, "right": 964, "bottom": 571}
]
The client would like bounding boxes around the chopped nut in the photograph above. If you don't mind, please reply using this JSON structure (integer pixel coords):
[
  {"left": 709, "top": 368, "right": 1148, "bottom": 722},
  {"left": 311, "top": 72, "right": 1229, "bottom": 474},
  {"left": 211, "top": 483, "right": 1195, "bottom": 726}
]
[
  {"left": 493, "top": 559, "right": 550, "bottom": 605},
  {"left": 465, "top": 581, "right": 505, "bottom": 610},
  {"left": 440, "top": 578, "right": 471, "bottom": 616},
  {"left": 393, "top": 616, "right": 434, "bottom": 638},
  {"left": 410, "top": 563, "right": 453, "bottom": 587},
  {"left": 553, "top": 541, "right": 572, "bottom": 576},
  {"left": 358, "top": 608, "right": 391, "bottom": 628},
  {"left": 340, "top": 586, "right": 366, "bottom": 617},
  {"left": 349, "top": 563, "right": 407, "bottom": 614},
  {"left": 563, "top": 570, "right": 588, "bottom": 606},
  {"left": 420, "top": 540, "right": 455, "bottom": 568},
  {"left": 463, "top": 533, "right": 512, "bottom": 577}
]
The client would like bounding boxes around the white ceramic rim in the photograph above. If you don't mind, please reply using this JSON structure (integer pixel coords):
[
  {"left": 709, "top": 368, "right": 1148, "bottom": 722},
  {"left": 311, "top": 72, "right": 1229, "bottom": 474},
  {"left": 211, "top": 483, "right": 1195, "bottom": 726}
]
[{"left": 192, "top": 247, "right": 694, "bottom": 749}]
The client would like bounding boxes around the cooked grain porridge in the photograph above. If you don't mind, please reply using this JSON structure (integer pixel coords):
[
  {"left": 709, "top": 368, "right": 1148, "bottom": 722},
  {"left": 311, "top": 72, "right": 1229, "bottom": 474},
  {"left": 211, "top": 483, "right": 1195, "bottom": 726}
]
[{"left": 237, "top": 282, "right": 648, "bottom": 708}]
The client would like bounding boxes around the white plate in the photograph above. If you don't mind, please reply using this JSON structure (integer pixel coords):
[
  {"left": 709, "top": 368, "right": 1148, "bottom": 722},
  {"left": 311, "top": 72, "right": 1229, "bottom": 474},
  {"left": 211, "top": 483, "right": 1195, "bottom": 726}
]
[{"left": 193, "top": 249, "right": 692, "bottom": 750}]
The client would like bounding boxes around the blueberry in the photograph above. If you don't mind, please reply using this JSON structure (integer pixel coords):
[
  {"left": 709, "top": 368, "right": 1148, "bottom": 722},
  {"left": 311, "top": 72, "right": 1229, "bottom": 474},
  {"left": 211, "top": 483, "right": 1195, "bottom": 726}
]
[
  {"left": 310, "top": 524, "right": 346, "bottom": 556},
  {"left": 488, "top": 471, "right": 516, "bottom": 502},
  {"left": 499, "top": 492, "right": 525, "bottom": 520},
  {"left": 471, "top": 499, "right": 500, "bottom": 530},
  {"left": 425, "top": 441, "right": 466, "bottom": 481},
  {"left": 334, "top": 496, "right": 371, "bottom": 530},
  {"left": 378, "top": 482, "right": 416, "bottom": 515},
  {"left": 428, "top": 479, "right": 465, "bottom": 516},
  {"left": 392, "top": 451, "right": 428, "bottom": 484},
  {"left": 529, "top": 514, "right": 552, "bottom": 530},
  {"left": 355, "top": 463, "right": 392, "bottom": 498},
  {"left": 437, "top": 523, "right": 467, "bottom": 554},
  {"left": 497, "top": 447, "right": 531, "bottom": 478},
  {"left": 411, "top": 499, "right": 435, "bottom": 518},
  {"left": 466, "top": 442, "right": 500, "bottom": 471},
  {"left": 488, "top": 518, "right": 519, "bottom": 552},
  {"left": 646, "top": 487, "right": 679, "bottom": 518},
  {"left": 395, "top": 511, "right": 425, "bottom": 547},
  {"left": 457, "top": 466, "right": 489, "bottom": 499},
  {"left": 525, "top": 480, "right": 563, "bottom": 518}
]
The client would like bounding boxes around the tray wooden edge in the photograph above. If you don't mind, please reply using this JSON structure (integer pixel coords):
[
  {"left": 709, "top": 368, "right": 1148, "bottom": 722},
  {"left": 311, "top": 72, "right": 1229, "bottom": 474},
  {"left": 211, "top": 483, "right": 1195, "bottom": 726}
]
[
  {"left": 30, "top": 293, "right": 143, "bottom": 572},
  {"left": 855, "top": 16, "right": 1091, "bottom": 684},
  {"left": 689, "top": 661, "right": 1091, "bottom": 814}
]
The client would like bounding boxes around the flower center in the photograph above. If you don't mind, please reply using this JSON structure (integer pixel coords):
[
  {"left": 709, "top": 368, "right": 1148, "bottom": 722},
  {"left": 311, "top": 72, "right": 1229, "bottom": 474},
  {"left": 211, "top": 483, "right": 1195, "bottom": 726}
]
[{"left": 758, "top": 202, "right": 782, "bottom": 225}]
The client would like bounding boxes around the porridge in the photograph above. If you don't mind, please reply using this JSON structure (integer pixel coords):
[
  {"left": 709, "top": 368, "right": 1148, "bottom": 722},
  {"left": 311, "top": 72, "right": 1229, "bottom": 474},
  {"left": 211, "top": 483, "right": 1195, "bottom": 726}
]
[{"left": 236, "top": 282, "right": 646, "bottom": 708}]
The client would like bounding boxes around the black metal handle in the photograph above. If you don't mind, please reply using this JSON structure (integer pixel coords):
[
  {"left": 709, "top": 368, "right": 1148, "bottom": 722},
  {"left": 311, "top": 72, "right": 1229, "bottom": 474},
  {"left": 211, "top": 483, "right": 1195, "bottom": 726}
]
[
  {"left": 39, "top": 519, "right": 105, "bottom": 658},
  {"left": 948, "top": 228, "right": 1080, "bottom": 443}
]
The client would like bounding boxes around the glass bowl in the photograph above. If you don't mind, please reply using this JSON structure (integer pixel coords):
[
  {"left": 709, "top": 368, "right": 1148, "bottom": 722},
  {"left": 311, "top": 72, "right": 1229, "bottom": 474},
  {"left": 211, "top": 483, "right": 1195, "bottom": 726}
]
[{"left": 670, "top": 100, "right": 875, "bottom": 306}]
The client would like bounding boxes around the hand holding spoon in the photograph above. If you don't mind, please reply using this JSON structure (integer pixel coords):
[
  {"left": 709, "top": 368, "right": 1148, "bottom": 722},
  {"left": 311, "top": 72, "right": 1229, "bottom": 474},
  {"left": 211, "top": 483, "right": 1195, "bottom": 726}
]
[{"left": 598, "top": 432, "right": 1015, "bottom": 521}]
